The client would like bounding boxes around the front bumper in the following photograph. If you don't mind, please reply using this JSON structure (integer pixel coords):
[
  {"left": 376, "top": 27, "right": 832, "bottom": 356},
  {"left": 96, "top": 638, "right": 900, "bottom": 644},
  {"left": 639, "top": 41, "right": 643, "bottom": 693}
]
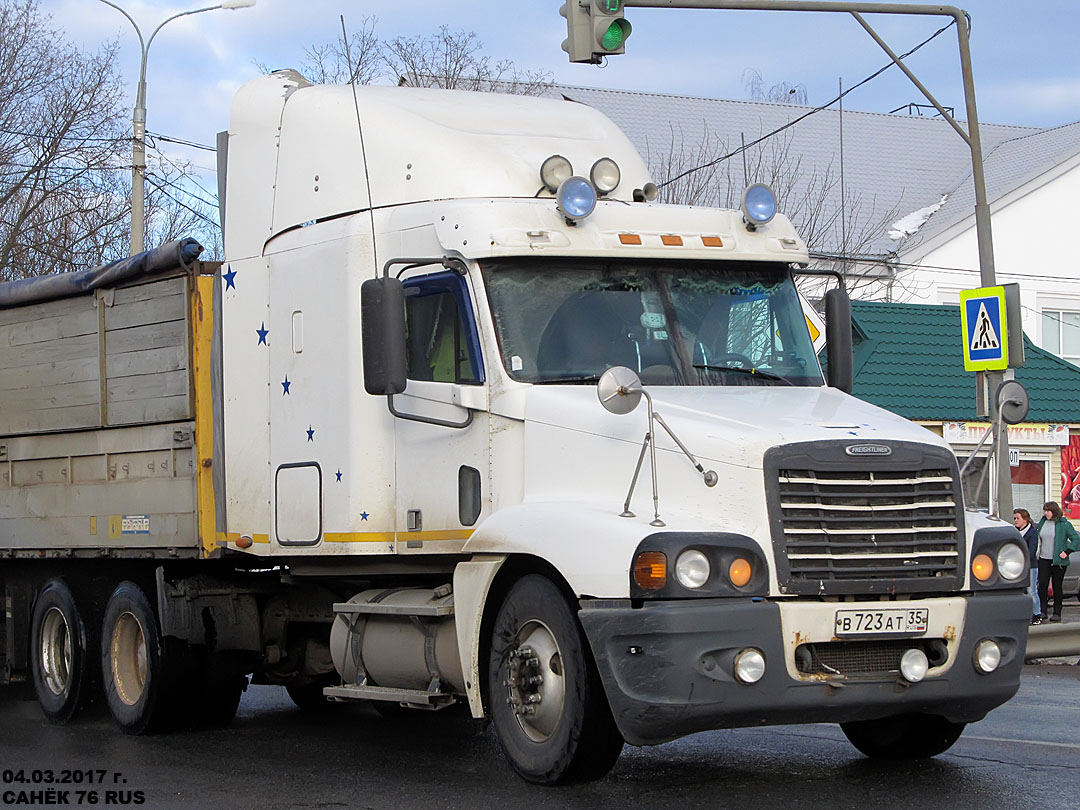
[{"left": 578, "top": 592, "right": 1030, "bottom": 746}]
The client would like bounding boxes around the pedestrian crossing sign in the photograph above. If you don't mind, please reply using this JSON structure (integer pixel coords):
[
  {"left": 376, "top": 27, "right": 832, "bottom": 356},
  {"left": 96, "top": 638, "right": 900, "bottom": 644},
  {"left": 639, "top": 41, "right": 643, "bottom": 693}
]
[{"left": 960, "top": 286, "right": 1008, "bottom": 371}]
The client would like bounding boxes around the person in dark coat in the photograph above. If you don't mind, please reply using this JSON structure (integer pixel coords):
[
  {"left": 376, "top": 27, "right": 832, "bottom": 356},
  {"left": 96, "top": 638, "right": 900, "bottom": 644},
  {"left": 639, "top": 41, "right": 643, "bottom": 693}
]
[
  {"left": 1035, "top": 501, "right": 1080, "bottom": 622},
  {"left": 1014, "top": 508, "right": 1041, "bottom": 624}
]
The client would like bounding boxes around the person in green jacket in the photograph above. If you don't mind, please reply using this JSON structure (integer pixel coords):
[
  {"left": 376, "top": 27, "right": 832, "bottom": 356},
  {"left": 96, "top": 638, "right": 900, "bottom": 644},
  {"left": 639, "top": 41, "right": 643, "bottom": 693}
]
[{"left": 1035, "top": 501, "right": 1079, "bottom": 622}]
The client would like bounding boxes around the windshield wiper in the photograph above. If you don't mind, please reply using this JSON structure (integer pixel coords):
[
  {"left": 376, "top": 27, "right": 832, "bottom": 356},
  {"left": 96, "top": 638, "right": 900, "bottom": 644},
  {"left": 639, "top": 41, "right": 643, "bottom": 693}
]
[
  {"left": 536, "top": 374, "right": 603, "bottom": 385},
  {"left": 693, "top": 364, "right": 795, "bottom": 386}
]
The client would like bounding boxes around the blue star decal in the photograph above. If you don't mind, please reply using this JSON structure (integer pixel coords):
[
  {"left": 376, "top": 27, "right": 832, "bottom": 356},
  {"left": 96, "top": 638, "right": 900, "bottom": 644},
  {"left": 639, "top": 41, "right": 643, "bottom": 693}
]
[
  {"left": 256, "top": 323, "right": 268, "bottom": 345},
  {"left": 335, "top": 469, "right": 342, "bottom": 482},
  {"left": 306, "top": 425, "right": 315, "bottom": 442},
  {"left": 281, "top": 375, "right": 291, "bottom": 395},
  {"left": 360, "top": 512, "right": 369, "bottom": 521},
  {"left": 223, "top": 266, "right": 237, "bottom": 291}
]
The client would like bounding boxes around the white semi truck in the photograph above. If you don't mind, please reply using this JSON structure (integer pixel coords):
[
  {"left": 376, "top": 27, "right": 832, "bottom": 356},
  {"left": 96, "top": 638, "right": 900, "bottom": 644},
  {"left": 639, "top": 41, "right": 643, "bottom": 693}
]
[{"left": 0, "top": 71, "right": 1031, "bottom": 784}]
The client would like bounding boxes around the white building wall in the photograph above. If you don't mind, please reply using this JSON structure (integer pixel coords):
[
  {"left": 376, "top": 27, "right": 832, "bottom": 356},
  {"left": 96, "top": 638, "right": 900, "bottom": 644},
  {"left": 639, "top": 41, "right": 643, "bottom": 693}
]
[{"left": 897, "top": 163, "right": 1080, "bottom": 354}]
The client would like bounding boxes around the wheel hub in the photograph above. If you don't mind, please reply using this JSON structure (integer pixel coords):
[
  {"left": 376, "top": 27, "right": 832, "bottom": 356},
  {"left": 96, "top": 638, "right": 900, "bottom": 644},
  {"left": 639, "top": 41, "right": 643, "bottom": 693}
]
[
  {"left": 503, "top": 620, "right": 565, "bottom": 743},
  {"left": 39, "top": 607, "right": 72, "bottom": 697}
]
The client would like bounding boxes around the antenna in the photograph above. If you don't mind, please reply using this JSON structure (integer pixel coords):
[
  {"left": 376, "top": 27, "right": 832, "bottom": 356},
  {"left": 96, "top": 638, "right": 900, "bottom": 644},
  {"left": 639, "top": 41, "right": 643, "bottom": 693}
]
[
  {"left": 740, "top": 132, "right": 749, "bottom": 188},
  {"left": 839, "top": 77, "right": 847, "bottom": 283},
  {"left": 341, "top": 15, "right": 379, "bottom": 278}
]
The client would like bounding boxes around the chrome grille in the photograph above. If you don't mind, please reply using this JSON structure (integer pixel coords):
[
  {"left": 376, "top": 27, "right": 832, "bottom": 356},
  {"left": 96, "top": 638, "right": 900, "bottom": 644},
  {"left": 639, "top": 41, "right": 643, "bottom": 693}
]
[{"left": 777, "top": 468, "right": 960, "bottom": 583}]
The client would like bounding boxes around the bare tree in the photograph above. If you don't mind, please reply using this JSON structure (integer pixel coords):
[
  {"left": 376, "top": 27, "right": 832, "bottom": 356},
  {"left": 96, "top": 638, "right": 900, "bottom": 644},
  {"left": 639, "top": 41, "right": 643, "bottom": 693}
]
[
  {"left": 646, "top": 124, "right": 900, "bottom": 298},
  {"left": 0, "top": 0, "right": 130, "bottom": 280},
  {"left": 742, "top": 69, "right": 808, "bottom": 106},
  {"left": 256, "top": 16, "right": 382, "bottom": 86},
  {"left": 385, "top": 26, "right": 552, "bottom": 96}
]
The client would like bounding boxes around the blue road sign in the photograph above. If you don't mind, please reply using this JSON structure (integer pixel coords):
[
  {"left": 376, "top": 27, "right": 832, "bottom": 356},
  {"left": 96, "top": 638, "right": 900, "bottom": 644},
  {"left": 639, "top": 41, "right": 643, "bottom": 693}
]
[{"left": 960, "top": 287, "right": 1008, "bottom": 372}]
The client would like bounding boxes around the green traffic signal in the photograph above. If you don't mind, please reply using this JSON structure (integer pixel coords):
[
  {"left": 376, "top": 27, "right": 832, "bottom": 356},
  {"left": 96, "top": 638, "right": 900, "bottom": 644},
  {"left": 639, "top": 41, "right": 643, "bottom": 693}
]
[{"left": 599, "top": 17, "right": 631, "bottom": 51}]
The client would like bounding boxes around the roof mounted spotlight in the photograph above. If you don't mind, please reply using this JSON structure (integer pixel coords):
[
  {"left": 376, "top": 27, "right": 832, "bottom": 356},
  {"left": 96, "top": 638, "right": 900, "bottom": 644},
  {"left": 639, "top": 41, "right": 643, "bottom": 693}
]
[
  {"left": 556, "top": 176, "right": 597, "bottom": 225},
  {"left": 590, "top": 157, "right": 621, "bottom": 196},
  {"left": 540, "top": 155, "right": 573, "bottom": 193},
  {"left": 741, "top": 183, "right": 777, "bottom": 231}
]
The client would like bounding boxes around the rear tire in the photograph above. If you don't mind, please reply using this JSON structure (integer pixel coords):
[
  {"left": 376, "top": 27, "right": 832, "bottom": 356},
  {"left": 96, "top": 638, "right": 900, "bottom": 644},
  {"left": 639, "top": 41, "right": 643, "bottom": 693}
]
[
  {"left": 100, "top": 581, "right": 168, "bottom": 734},
  {"left": 29, "top": 579, "right": 89, "bottom": 723},
  {"left": 841, "top": 713, "right": 966, "bottom": 759},
  {"left": 286, "top": 674, "right": 336, "bottom": 713},
  {"left": 487, "top": 575, "right": 623, "bottom": 785}
]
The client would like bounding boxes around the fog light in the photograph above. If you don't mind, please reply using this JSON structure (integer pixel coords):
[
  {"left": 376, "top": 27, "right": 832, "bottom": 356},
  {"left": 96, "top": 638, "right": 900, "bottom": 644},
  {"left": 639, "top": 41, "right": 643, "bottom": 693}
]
[
  {"left": 899, "top": 648, "right": 929, "bottom": 683},
  {"left": 675, "top": 549, "right": 710, "bottom": 589},
  {"left": 734, "top": 648, "right": 766, "bottom": 684},
  {"left": 974, "top": 639, "right": 1001, "bottom": 674},
  {"left": 556, "top": 176, "right": 597, "bottom": 223}
]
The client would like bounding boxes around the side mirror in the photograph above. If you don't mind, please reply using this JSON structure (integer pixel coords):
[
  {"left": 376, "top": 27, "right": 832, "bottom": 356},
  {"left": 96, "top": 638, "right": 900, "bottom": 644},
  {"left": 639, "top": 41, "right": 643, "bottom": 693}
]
[
  {"left": 361, "top": 277, "right": 407, "bottom": 395},
  {"left": 824, "top": 287, "right": 853, "bottom": 394}
]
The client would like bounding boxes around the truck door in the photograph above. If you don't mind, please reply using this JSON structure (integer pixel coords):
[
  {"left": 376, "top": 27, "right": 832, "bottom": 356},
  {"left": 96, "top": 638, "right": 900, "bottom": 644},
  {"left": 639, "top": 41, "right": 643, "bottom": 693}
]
[{"left": 392, "top": 270, "right": 489, "bottom": 553}]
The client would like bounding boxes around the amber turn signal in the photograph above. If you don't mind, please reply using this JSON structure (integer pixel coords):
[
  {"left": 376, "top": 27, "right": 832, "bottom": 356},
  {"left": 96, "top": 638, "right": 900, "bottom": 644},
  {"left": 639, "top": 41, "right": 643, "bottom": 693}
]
[
  {"left": 633, "top": 551, "right": 667, "bottom": 590},
  {"left": 971, "top": 553, "right": 994, "bottom": 582},
  {"left": 728, "top": 557, "right": 752, "bottom": 587}
]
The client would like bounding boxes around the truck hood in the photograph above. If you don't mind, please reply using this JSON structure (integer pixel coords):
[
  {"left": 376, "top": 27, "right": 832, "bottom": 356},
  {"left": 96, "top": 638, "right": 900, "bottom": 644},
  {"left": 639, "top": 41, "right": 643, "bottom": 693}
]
[{"left": 522, "top": 384, "right": 945, "bottom": 470}]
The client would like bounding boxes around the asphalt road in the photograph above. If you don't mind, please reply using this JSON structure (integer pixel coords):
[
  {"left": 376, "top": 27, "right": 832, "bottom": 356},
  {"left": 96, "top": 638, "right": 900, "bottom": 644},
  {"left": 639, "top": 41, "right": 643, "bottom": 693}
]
[{"left": 2, "top": 659, "right": 1078, "bottom": 810}]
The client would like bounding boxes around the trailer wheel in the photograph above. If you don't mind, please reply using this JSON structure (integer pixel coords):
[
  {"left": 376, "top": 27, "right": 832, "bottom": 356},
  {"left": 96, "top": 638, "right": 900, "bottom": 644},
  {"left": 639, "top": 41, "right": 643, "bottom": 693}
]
[
  {"left": 101, "top": 582, "right": 168, "bottom": 734},
  {"left": 30, "top": 579, "right": 90, "bottom": 723},
  {"left": 841, "top": 713, "right": 966, "bottom": 759},
  {"left": 487, "top": 575, "right": 623, "bottom": 785}
]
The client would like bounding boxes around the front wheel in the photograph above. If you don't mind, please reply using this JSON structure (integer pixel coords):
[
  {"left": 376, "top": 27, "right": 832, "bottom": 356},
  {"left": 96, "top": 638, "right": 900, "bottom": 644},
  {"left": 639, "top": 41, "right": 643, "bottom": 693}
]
[
  {"left": 487, "top": 575, "right": 623, "bottom": 785},
  {"left": 841, "top": 713, "right": 966, "bottom": 759}
]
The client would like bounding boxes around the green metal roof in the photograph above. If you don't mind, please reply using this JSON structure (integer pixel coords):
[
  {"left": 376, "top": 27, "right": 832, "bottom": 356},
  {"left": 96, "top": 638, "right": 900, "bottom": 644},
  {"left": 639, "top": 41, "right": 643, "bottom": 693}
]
[{"left": 844, "top": 301, "right": 1080, "bottom": 423}]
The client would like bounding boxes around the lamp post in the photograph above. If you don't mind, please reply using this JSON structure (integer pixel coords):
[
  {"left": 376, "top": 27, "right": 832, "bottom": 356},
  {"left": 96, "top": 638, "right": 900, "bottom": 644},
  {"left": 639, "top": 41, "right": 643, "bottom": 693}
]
[{"left": 97, "top": 0, "right": 256, "bottom": 256}]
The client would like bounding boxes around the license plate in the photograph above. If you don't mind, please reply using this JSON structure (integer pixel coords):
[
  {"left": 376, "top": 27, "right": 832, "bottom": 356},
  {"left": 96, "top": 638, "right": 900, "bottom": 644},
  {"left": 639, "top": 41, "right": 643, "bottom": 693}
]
[{"left": 834, "top": 608, "right": 929, "bottom": 637}]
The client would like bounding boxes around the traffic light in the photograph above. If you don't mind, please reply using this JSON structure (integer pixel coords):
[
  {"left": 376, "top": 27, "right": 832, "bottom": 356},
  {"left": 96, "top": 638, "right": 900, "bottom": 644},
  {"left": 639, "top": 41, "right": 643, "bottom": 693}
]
[{"left": 561, "top": 0, "right": 632, "bottom": 64}]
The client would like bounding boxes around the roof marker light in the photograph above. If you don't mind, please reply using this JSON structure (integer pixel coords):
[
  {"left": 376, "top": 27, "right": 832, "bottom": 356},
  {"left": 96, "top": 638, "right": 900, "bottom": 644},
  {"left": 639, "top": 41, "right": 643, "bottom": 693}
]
[
  {"left": 540, "top": 155, "right": 573, "bottom": 193},
  {"left": 619, "top": 233, "right": 642, "bottom": 245},
  {"left": 661, "top": 234, "right": 683, "bottom": 246},
  {"left": 556, "top": 176, "right": 597, "bottom": 224},
  {"left": 741, "top": 183, "right": 777, "bottom": 230}
]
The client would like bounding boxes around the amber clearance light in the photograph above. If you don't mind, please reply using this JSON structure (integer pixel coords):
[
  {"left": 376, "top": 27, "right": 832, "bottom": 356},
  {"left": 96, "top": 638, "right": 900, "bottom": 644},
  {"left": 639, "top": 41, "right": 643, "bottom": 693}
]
[
  {"left": 633, "top": 551, "right": 667, "bottom": 590},
  {"left": 728, "top": 558, "right": 753, "bottom": 588},
  {"left": 971, "top": 553, "right": 994, "bottom": 582}
]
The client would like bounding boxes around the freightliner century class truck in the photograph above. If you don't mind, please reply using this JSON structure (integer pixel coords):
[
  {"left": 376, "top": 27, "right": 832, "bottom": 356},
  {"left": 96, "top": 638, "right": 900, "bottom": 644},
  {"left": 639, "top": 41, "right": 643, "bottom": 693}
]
[{"left": 0, "top": 70, "right": 1031, "bottom": 784}]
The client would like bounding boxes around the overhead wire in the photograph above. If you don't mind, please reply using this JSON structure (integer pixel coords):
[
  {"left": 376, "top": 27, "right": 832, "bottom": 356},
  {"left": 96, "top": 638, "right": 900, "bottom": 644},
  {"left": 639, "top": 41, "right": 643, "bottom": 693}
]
[{"left": 659, "top": 19, "right": 957, "bottom": 190}]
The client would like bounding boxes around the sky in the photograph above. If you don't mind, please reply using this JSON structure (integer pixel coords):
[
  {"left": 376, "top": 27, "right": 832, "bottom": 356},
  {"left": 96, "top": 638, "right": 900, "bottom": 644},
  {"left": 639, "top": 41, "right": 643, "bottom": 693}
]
[{"left": 38, "top": 0, "right": 1080, "bottom": 204}]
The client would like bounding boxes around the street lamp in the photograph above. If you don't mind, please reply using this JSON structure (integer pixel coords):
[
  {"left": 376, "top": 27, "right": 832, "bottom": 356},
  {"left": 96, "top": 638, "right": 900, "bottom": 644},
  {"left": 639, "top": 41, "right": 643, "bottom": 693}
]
[{"left": 97, "top": 0, "right": 256, "bottom": 256}]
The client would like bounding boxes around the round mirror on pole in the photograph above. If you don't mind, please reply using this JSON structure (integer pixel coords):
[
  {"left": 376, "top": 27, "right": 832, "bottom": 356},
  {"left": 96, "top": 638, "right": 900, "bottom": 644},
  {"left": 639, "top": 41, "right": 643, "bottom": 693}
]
[
  {"left": 997, "top": 380, "right": 1029, "bottom": 425},
  {"left": 597, "top": 366, "right": 643, "bottom": 415}
]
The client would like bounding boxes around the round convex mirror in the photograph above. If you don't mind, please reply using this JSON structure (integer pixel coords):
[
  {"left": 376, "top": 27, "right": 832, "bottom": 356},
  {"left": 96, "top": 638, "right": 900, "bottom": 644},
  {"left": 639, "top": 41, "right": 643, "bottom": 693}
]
[
  {"left": 598, "top": 366, "right": 643, "bottom": 415},
  {"left": 997, "top": 380, "right": 1029, "bottom": 425}
]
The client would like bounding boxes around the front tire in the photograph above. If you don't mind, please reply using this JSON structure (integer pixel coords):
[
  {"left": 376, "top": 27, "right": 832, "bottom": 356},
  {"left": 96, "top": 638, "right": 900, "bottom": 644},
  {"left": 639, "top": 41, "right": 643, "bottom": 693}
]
[
  {"left": 30, "top": 579, "right": 90, "bottom": 723},
  {"left": 487, "top": 575, "right": 623, "bottom": 785},
  {"left": 841, "top": 713, "right": 966, "bottom": 759}
]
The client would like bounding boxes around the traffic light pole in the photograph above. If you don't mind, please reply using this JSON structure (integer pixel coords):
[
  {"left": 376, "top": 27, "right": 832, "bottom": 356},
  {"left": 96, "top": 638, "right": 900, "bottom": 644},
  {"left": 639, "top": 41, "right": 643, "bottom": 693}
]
[{"left": 619, "top": 0, "right": 1009, "bottom": 516}]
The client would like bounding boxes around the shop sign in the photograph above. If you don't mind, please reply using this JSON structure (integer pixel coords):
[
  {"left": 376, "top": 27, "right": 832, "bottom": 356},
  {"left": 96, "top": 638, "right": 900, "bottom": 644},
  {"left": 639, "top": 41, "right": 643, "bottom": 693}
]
[{"left": 943, "top": 422, "right": 1069, "bottom": 446}]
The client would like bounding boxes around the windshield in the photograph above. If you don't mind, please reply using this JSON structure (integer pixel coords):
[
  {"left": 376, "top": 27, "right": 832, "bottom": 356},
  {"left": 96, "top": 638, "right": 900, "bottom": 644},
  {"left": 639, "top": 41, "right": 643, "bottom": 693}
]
[{"left": 481, "top": 258, "right": 823, "bottom": 387}]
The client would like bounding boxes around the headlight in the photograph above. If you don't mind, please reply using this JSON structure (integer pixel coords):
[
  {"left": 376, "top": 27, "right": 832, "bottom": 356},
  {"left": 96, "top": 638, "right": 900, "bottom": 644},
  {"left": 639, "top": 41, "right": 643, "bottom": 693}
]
[
  {"left": 741, "top": 183, "right": 776, "bottom": 229},
  {"left": 556, "top": 176, "right": 597, "bottom": 223},
  {"left": 675, "top": 549, "right": 710, "bottom": 589},
  {"left": 996, "top": 543, "right": 1026, "bottom": 581}
]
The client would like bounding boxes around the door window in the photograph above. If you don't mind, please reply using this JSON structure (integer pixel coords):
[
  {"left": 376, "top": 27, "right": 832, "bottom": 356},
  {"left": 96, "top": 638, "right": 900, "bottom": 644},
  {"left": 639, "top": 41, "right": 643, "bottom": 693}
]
[{"left": 403, "top": 272, "right": 484, "bottom": 385}]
